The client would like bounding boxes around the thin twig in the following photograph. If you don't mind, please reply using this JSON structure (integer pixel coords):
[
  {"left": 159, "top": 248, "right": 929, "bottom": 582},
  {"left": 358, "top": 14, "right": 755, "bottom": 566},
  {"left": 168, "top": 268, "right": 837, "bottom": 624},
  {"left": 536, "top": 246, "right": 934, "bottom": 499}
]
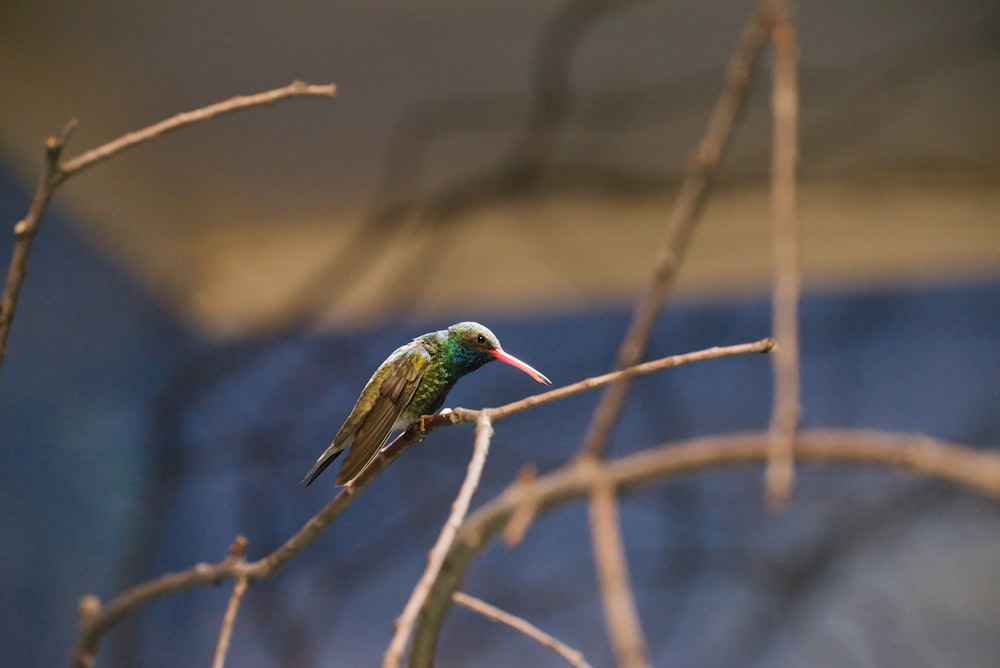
[
  {"left": 452, "top": 591, "right": 593, "bottom": 668},
  {"left": 71, "top": 340, "right": 772, "bottom": 667},
  {"left": 589, "top": 480, "right": 649, "bottom": 668},
  {"left": 493, "top": 338, "right": 776, "bottom": 422},
  {"left": 0, "top": 120, "right": 76, "bottom": 373},
  {"left": 59, "top": 82, "right": 337, "bottom": 176},
  {"left": 73, "top": 417, "right": 409, "bottom": 668},
  {"left": 0, "top": 81, "right": 336, "bottom": 377},
  {"left": 211, "top": 579, "right": 249, "bottom": 668},
  {"left": 384, "top": 412, "right": 495, "bottom": 668},
  {"left": 763, "top": 0, "right": 801, "bottom": 508},
  {"left": 210, "top": 537, "right": 250, "bottom": 668},
  {"left": 408, "top": 429, "right": 1000, "bottom": 666}
]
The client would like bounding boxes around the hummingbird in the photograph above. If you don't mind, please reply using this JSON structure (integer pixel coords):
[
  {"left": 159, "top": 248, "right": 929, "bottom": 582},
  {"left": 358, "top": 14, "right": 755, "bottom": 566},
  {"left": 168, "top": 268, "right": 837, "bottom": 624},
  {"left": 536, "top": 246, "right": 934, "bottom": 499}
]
[{"left": 302, "top": 321, "right": 551, "bottom": 487}]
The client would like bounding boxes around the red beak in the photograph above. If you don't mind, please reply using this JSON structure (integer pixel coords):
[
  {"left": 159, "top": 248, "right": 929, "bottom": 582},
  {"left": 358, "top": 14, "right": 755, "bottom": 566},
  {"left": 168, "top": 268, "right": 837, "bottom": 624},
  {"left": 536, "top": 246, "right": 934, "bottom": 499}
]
[{"left": 492, "top": 349, "right": 551, "bottom": 385}]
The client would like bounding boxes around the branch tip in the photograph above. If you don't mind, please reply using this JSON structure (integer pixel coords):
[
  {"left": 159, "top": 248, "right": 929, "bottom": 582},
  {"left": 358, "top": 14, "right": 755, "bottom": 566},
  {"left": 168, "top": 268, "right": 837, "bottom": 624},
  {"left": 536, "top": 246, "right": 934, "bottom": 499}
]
[
  {"left": 230, "top": 536, "right": 249, "bottom": 559},
  {"left": 78, "top": 594, "right": 101, "bottom": 621}
]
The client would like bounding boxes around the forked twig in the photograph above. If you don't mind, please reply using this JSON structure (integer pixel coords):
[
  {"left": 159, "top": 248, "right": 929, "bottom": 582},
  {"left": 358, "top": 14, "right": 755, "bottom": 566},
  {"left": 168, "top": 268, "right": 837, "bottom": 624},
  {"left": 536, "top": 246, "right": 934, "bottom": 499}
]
[
  {"left": 0, "top": 81, "right": 336, "bottom": 376},
  {"left": 72, "top": 340, "right": 773, "bottom": 667}
]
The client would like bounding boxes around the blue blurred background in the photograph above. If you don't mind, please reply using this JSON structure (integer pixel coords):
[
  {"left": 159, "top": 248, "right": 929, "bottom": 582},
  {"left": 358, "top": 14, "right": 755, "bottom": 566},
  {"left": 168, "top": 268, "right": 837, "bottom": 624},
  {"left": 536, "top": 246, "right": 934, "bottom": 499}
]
[{"left": 1, "top": 2, "right": 998, "bottom": 666}]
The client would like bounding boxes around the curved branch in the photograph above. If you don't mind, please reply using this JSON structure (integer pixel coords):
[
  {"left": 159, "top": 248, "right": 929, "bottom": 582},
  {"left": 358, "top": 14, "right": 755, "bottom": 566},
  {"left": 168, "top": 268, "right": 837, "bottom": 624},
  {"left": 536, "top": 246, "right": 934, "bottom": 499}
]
[
  {"left": 0, "top": 81, "right": 336, "bottom": 376},
  {"left": 59, "top": 81, "right": 336, "bottom": 177},
  {"left": 71, "top": 339, "right": 772, "bottom": 667},
  {"left": 408, "top": 429, "right": 1000, "bottom": 665},
  {"left": 578, "top": 0, "right": 770, "bottom": 461}
]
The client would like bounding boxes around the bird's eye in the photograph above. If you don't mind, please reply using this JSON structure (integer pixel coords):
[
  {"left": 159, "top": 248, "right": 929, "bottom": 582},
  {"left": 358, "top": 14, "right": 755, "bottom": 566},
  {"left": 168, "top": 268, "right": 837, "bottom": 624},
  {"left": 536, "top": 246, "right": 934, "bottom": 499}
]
[{"left": 477, "top": 334, "right": 486, "bottom": 344}]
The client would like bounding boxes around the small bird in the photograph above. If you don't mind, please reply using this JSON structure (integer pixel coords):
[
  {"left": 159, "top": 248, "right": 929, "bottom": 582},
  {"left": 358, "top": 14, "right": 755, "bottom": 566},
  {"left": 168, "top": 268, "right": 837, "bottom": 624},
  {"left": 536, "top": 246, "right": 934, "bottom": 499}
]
[{"left": 302, "top": 322, "right": 550, "bottom": 487}]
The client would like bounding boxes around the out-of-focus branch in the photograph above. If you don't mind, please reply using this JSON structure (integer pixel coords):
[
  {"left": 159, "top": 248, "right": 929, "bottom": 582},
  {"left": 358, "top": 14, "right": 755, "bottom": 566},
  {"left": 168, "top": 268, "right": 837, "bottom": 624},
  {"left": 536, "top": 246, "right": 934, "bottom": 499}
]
[
  {"left": 74, "top": 416, "right": 414, "bottom": 668},
  {"left": 0, "top": 81, "right": 336, "bottom": 377},
  {"left": 384, "top": 413, "right": 494, "bottom": 668},
  {"left": 408, "top": 429, "right": 1000, "bottom": 666},
  {"left": 571, "top": 5, "right": 773, "bottom": 663},
  {"left": 0, "top": 120, "right": 76, "bottom": 375},
  {"left": 763, "top": 0, "right": 801, "bottom": 508},
  {"left": 452, "top": 591, "right": 593, "bottom": 668},
  {"left": 71, "top": 340, "right": 772, "bottom": 667},
  {"left": 578, "top": 2, "right": 770, "bottom": 461},
  {"left": 589, "top": 480, "right": 649, "bottom": 668}
]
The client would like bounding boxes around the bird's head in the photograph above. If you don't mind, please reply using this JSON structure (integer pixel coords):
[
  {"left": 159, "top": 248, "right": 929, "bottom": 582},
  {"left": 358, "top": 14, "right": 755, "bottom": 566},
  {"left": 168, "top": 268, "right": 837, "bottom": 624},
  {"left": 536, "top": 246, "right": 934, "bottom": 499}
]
[{"left": 447, "top": 322, "right": 551, "bottom": 385}]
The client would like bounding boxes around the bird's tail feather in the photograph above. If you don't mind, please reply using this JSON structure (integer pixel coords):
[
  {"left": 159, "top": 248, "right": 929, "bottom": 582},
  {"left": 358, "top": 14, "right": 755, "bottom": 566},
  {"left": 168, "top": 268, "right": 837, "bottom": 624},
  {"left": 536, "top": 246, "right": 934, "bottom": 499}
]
[{"left": 300, "top": 448, "right": 344, "bottom": 487}]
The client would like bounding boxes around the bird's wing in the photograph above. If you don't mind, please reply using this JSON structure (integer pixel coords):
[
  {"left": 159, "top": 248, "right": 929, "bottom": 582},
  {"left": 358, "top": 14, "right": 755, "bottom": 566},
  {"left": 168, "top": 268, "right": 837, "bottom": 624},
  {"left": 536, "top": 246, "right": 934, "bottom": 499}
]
[{"left": 334, "top": 345, "right": 429, "bottom": 485}]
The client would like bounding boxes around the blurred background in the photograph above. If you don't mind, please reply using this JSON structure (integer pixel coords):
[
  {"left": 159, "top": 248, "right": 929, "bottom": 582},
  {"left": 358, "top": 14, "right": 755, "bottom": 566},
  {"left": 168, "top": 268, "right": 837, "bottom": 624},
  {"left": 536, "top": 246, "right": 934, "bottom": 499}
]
[{"left": 1, "top": 1, "right": 998, "bottom": 666}]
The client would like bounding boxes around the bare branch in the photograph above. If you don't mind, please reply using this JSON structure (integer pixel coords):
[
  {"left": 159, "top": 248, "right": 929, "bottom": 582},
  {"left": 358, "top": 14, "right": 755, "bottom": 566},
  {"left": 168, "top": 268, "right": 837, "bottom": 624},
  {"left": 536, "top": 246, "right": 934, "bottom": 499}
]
[
  {"left": 501, "top": 464, "right": 538, "bottom": 548},
  {"left": 0, "top": 121, "right": 75, "bottom": 374},
  {"left": 59, "top": 81, "right": 336, "bottom": 177},
  {"left": 568, "top": 6, "right": 774, "bottom": 662},
  {"left": 71, "top": 340, "right": 772, "bottom": 667},
  {"left": 384, "top": 413, "right": 495, "bottom": 668},
  {"left": 408, "top": 429, "right": 1000, "bottom": 665},
  {"left": 211, "top": 577, "right": 249, "bottom": 668},
  {"left": 494, "top": 338, "right": 776, "bottom": 422},
  {"left": 579, "top": 1, "right": 770, "bottom": 460},
  {"left": 210, "top": 537, "right": 249, "bottom": 668},
  {"left": 452, "top": 591, "right": 593, "bottom": 668},
  {"left": 0, "top": 81, "right": 336, "bottom": 377},
  {"left": 763, "top": 0, "right": 801, "bottom": 508},
  {"left": 73, "top": 419, "right": 413, "bottom": 668},
  {"left": 589, "top": 480, "right": 649, "bottom": 667}
]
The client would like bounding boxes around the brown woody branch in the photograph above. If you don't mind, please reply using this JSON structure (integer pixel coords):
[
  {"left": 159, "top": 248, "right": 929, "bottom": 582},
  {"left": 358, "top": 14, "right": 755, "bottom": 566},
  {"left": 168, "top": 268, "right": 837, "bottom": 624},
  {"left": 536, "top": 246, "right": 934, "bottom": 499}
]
[
  {"left": 384, "top": 413, "right": 494, "bottom": 668},
  {"left": 763, "top": 0, "right": 801, "bottom": 508},
  {"left": 578, "top": 0, "right": 769, "bottom": 462},
  {"left": 574, "top": 4, "right": 772, "bottom": 663},
  {"left": 589, "top": 479, "right": 649, "bottom": 668},
  {"left": 408, "top": 429, "right": 1000, "bottom": 666},
  {"left": 452, "top": 591, "right": 593, "bottom": 668},
  {"left": 211, "top": 537, "right": 250, "bottom": 668},
  {"left": 72, "top": 339, "right": 771, "bottom": 667},
  {"left": 0, "top": 81, "right": 337, "bottom": 376}
]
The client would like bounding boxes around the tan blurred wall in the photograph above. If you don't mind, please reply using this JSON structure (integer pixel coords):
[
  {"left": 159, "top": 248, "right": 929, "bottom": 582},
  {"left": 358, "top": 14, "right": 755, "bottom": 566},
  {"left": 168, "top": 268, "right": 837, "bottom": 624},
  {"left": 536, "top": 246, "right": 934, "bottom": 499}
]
[{"left": 0, "top": 1, "right": 997, "bottom": 335}]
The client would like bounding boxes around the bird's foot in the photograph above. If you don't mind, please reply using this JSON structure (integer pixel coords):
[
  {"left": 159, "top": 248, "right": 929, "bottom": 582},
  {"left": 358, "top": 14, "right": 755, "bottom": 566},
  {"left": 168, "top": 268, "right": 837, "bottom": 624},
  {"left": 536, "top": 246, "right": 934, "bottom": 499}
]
[{"left": 418, "top": 409, "right": 453, "bottom": 435}]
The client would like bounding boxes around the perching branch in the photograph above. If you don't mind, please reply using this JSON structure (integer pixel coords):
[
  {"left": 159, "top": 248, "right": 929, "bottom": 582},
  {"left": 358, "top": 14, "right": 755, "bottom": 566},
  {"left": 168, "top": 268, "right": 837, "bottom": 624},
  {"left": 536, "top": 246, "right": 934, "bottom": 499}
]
[
  {"left": 72, "top": 339, "right": 772, "bottom": 668},
  {"left": 763, "top": 0, "right": 801, "bottom": 508},
  {"left": 0, "top": 81, "right": 336, "bottom": 376},
  {"left": 407, "top": 429, "right": 1000, "bottom": 666},
  {"left": 452, "top": 591, "right": 593, "bottom": 668},
  {"left": 383, "top": 412, "right": 494, "bottom": 668}
]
